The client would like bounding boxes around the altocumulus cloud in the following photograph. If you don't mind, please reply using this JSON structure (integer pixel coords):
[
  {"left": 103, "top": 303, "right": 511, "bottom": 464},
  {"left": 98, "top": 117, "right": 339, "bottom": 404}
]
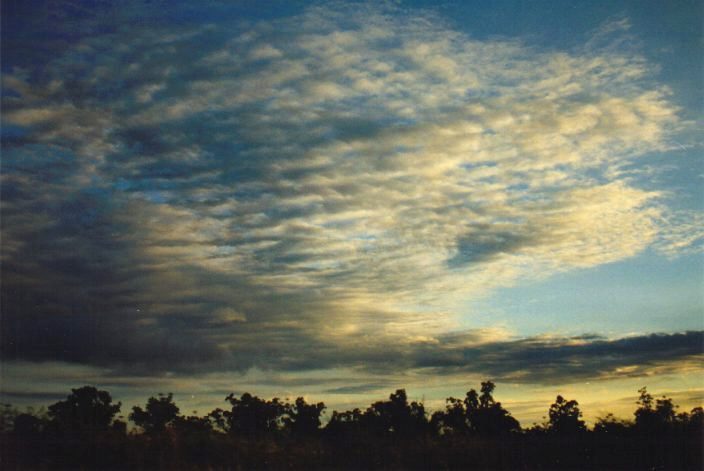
[{"left": 1, "top": 1, "right": 701, "bottom": 384}]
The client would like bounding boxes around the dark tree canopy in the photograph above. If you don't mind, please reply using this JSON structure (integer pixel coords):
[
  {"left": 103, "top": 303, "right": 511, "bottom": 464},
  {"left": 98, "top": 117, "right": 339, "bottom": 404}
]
[
  {"left": 12, "top": 413, "right": 44, "bottom": 438},
  {"left": 593, "top": 413, "right": 631, "bottom": 436},
  {"left": 223, "top": 392, "right": 286, "bottom": 437},
  {"left": 431, "top": 397, "right": 467, "bottom": 435},
  {"left": 3, "top": 382, "right": 703, "bottom": 470},
  {"left": 548, "top": 394, "right": 586, "bottom": 434},
  {"left": 431, "top": 381, "right": 519, "bottom": 436},
  {"left": 634, "top": 386, "right": 679, "bottom": 433},
  {"left": 286, "top": 397, "right": 326, "bottom": 436},
  {"left": 364, "top": 389, "right": 428, "bottom": 436},
  {"left": 47, "top": 386, "right": 121, "bottom": 435},
  {"left": 467, "top": 381, "right": 520, "bottom": 435},
  {"left": 325, "top": 408, "right": 364, "bottom": 437},
  {"left": 130, "top": 393, "right": 180, "bottom": 434}
]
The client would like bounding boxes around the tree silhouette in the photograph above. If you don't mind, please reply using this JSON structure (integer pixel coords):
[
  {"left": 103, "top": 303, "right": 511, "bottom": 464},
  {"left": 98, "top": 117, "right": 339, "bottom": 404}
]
[
  {"left": 3, "top": 382, "right": 702, "bottom": 470},
  {"left": 40, "top": 386, "right": 125, "bottom": 469},
  {"left": 547, "top": 395, "right": 586, "bottom": 434},
  {"left": 47, "top": 386, "right": 121, "bottom": 436},
  {"left": 466, "top": 381, "right": 520, "bottom": 435},
  {"left": 364, "top": 389, "right": 428, "bottom": 436},
  {"left": 685, "top": 406, "right": 704, "bottom": 435},
  {"left": 171, "top": 414, "right": 216, "bottom": 465},
  {"left": 431, "top": 382, "right": 519, "bottom": 436},
  {"left": 13, "top": 413, "right": 44, "bottom": 438},
  {"left": 0, "top": 404, "right": 19, "bottom": 433},
  {"left": 130, "top": 393, "right": 180, "bottom": 434},
  {"left": 285, "top": 397, "right": 326, "bottom": 435},
  {"left": 593, "top": 413, "right": 631, "bottom": 436},
  {"left": 325, "top": 408, "right": 364, "bottom": 438},
  {"left": 431, "top": 396, "right": 468, "bottom": 435},
  {"left": 222, "top": 392, "right": 286, "bottom": 437},
  {"left": 634, "top": 386, "right": 678, "bottom": 433}
]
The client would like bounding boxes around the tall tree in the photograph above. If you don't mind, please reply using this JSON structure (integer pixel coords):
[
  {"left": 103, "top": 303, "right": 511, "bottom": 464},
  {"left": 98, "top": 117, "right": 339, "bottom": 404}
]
[
  {"left": 547, "top": 395, "right": 586, "bottom": 434},
  {"left": 431, "top": 397, "right": 468, "bottom": 435},
  {"left": 286, "top": 397, "right": 326, "bottom": 436},
  {"left": 47, "top": 386, "right": 121, "bottom": 436},
  {"left": 465, "top": 381, "right": 520, "bottom": 435},
  {"left": 223, "top": 393, "right": 286, "bottom": 438},
  {"left": 634, "top": 387, "right": 677, "bottom": 433},
  {"left": 130, "top": 393, "right": 180, "bottom": 434},
  {"left": 364, "top": 389, "right": 428, "bottom": 436}
]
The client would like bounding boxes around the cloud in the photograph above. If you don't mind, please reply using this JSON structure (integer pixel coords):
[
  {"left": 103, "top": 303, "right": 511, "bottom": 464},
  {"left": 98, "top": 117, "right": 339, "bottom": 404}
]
[
  {"left": 3, "top": 330, "right": 700, "bottom": 414},
  {"left": 407, "top": 331, "right": 704, "bottom": 384},
  {"left": 324, "top": 383, "right": 390, "bottom": 395},
  {"left": 1, "top": 1, "right": 699, "bottom": 383}
]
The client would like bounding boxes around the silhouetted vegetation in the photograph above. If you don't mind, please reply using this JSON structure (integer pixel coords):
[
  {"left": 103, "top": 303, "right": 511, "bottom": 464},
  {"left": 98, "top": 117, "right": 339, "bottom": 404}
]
[{"left": 1, "top": 383, "right": 702, "bottom": 469}]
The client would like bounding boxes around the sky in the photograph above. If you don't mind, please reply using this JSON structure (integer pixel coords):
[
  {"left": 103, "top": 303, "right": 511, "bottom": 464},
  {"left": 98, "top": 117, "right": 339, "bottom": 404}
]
[{"left": 1, "top": 0, "right": 703, "bottom": 426}]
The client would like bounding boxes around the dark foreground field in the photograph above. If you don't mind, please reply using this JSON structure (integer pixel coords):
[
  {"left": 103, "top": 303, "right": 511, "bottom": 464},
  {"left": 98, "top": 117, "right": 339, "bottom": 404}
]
[{"left": 2, "top": 382, "right": 702, "bottom": 470}]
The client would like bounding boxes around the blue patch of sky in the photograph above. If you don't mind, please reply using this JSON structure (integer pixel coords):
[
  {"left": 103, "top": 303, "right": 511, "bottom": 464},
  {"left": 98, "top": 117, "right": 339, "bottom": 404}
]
[
  {"left": 506, "top": 182, "right": 530, "bottom": 193},
  {"left": 213, "top": 245, "right": 237, "bottom": 257},
  {"left": 264, "top": 204, "right": 317, "bottom": 221},
  {"left": 355, "top": 234, "right": 378, "bottom": 242},
  {"left": 142, "top": 191, "right": 169, "bottom": 204},
  {"left": 1, "top": 87, "right": 21, "bottom": 98},
  {"left": 2, "top": 144, "right": 77, "bottom": 180},
  {"left": 163, "top": 0, "right": 309, "bottom": 26},
  {"left": 320, "top": 218, "right": 359, "bottom": 230},
  {"left": 113, "top": 179, "right": 132, "bottom": 192},
  {"left": 465, "top": 88, "right": 501, "bottom": 100},
  {"left": 111, "top": 175, "right": 191, "bottom": 197},
  {"left": 56, "top": 187, "right": 117, "bottom": 229},
  {"left": 624, "top": 148, "right": 704, "bottom": 212},
  {"left": 465, "top": 249, "right": 704, "bottom": 337},
  {"left": 461, "top": 162, "right": 497, "bottom": 171},
  {"left": 0, "top": 123, "right": 29, "bottom": 139},
  {"left": 230, "top": 186, "right": 268, "bottom": 202}
]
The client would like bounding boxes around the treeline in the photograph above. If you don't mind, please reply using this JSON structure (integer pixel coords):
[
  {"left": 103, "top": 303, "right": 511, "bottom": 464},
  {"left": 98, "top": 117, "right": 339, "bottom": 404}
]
[{"left": 1, "top": 382, "right": 702, "bottom": 470}]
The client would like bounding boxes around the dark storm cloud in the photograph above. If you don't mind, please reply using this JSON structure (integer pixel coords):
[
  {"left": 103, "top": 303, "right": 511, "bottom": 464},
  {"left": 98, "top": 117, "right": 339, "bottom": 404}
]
[
  {"left": 407, "top": 331, "right": 704, "bottom": 384},
  {"left": 228, "top": 329, "right": 703, "bottom": 385}
]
